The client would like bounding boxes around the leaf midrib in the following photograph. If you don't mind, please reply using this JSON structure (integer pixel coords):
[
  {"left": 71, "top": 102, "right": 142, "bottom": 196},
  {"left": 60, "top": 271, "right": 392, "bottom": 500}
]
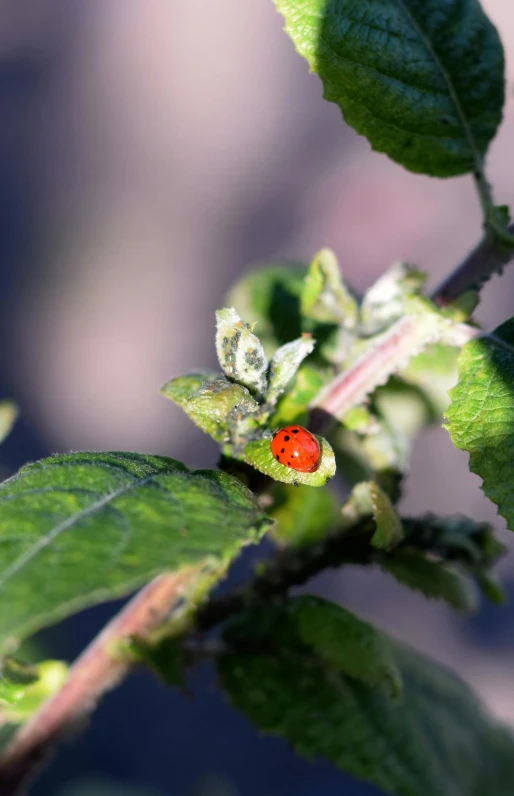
[
  {"left": 0, "top": 472, "right": 164, "bottom": 589},
  {"left": 394, "top": 0, "right": 483, "bottom": 169}
]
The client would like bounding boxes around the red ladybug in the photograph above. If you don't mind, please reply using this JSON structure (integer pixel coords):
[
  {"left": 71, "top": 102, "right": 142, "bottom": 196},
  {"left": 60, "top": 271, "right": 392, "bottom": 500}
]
[{"left": 270, "top": 425, "right": 321, "bottom": 473}]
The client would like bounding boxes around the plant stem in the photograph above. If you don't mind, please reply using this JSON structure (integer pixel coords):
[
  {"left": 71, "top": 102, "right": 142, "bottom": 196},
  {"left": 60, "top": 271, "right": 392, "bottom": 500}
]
[
  {"left": 196, "top": 523, "right": 374, "bottom": 632},
  {"left": 0, "top": 569, "right": 199, "bottom": 796},
  {"left": 310, "top": 314, "right": 477, "bottom": 425},
  {"left": 433, "top": 222, "right": 514, "bottom": 306},
  {"left": 311, "top": 217, "right": 514, "bottom": 426}
]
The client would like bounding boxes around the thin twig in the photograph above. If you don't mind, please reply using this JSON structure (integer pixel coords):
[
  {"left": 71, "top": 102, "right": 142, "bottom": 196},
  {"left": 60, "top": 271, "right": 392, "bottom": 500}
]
[
  {"left": 432, "top": 223, "right": 514, "bottom": 306},
  {"left": 0, "top": 569, "right": 199, "bottom": 796},
  {"left": 196, "top": 523, "right": 374, "bottom": 632}
]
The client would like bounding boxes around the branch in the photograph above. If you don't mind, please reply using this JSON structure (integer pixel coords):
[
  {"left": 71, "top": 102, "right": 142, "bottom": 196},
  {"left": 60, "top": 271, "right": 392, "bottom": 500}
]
[
  {"left": 432, "top": 223, "right": 514, "bottom": 306},
  {"left": 196, "top": 522, "right": 374, "bottom": 632},
  {"left": 309, "top": 314, "right": 477, "bottom": 426},
  {"left": 0, "top": 568, "right": 199, "bottom": 796}
]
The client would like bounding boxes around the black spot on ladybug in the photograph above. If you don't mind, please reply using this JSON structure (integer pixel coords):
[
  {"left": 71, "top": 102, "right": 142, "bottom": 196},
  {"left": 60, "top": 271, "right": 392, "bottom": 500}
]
[
  {"left": 292, "top": 428, "right": 299, "bottom": 434},
  {"left": 284, "top": 435, "right": 290, "bottom": 441},
  {"left": 276, "top": 455, "right": 280, "bottom": 461},
  {"left": 281, "top": 448, "right": 285, "bottom": 453},
  {"left": 286, "top": 462, "right": 291, "bottom": 467}
]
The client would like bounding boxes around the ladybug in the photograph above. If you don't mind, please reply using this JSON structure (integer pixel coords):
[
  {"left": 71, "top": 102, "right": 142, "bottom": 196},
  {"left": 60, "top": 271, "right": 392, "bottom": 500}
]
[{"left": 270, "top": 425, "right": 321, "bottom": 473}]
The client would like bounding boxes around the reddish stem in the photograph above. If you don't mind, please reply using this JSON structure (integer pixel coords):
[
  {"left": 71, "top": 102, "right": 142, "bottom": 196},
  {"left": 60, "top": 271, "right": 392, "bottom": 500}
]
[
  {"left": 432, "top": 223, "right": 514, "bottom": 306},
  {"left": 0, "top": 569, "right": 198, "bottom": 795}
]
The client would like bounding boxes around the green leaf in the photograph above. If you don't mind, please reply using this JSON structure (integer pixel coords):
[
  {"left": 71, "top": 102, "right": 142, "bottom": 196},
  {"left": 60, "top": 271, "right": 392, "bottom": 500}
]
[
  {"left": 244, "top": 434, "right": 335, "bottom": 487},
  {"left": 399, "top": 514, "right": 505, "bottom": 605},
  {"left": 291, "top": 596, "right": 402, "bottom": 696},
  {"left": 402, "top": 513, "right": 504, "bottom": 570},
  {"left": 341, "top": 481, "right": 403, "bottom": 549},
  {"left": 131, "top": 637, "right": 185, "bottom": 689},
  {"left": 360, "top": 263, "right": 426, "bottom": 335},
  {"left": 301, "top": 248, "right": 358, "bottom": 327},
  {"left": 341, "top": 405, "right": 379, "bottom": 434},
  {"left": 401, "top": 343, "right": 459, "bottom": 417},
  {"left": 226, "top": 264, "right": 306, "bottom": 355},
  {"left": 161, "top": 371, "right": 259, "bottom": 443},
  {"left": 0, "top": 658, "right": 38, "bottom": 708},
  {"left": 380, "top": 549, "right": 477, "bottom": 612},
  {"left": 0, "top": 452, "right": 271, "bottom": 651},
  {"left": 271, "top": 363, "right": 329, "bottom": 426},
  {"left": 446, "top": 320, "right": 514, "bottom": 530},
  {"left": 220, "top": 601, "right": 514, "bottom": 796},
  {"left": 270, "top": 483, "right": 338, "bottom": 546},
  {"left": 274, "top": 0, "right": 505, "bottom": 177},
  {"left": 0, "top": 402, "right": 18, "bottom": 446},
  {"left": 266, "top": 335, "right": 315, "bottom": 403},
  {"left": 215, "top": 309, "right": 268, "bottom": 398},
  {"left": 0, "top": 659, "right": 68, "bottom": 722}
]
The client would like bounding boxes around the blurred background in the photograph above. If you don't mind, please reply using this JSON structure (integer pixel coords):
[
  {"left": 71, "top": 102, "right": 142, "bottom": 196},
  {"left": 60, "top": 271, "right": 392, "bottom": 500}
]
[{"left": 0, "top": 1, "right": 514, "bottom": 794}]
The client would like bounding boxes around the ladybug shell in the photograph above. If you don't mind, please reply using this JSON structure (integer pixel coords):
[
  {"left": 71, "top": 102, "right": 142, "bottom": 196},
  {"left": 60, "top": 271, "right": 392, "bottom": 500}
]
[{"left": 270, "top": 425, "right": 321, "bottom": 473}]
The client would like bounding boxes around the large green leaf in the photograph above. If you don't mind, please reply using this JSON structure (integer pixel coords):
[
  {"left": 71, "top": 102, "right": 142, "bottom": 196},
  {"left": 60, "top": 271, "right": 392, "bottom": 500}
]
[
  {"left": 0, "top": 452, "right": 271, "bottom": 651},
  {"left": 274, "top": 0, "right": 505, "bottom": 177},
  {"left": 290, "top": 596, "right": 402, "bottom": 696},
  {"left": 446, "top": 320, "right": 514, "bottom": 530},
  {"left": 220, "top": 599, "right": 514, "bottom": 796}
]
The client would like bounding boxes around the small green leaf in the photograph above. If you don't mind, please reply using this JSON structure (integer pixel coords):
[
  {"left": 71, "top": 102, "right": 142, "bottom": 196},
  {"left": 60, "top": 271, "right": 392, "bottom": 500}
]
[
  {"left": 401, "top": 343, "right": 459, "bottom": 417},
  {"left": 341, "top": 405, "right": 379, "bottom": 434},
  {"left": 270, "top": 483, "right": 338, "bottom": 546},
  {"left": 380, "top": 549, "right": 477, "bottom": 612},
  {"left": 301, "top": 248, "right": 358, "bottom": 327},
  {"left": 402, "top": 513, "right": 504, "bottom": 570},
  {"left": 0, "top": 452, "right": 271, "bottom": 650},
  {"left": 475, "top": 571, "right": 506, "bottom": 605},
  {"left": 360, "top": 263, "right": 426, "bottom": 335},
  {"left": 0, "top": 402, "right": 18, "bottom": 446},
  {"left": 0, "top": 658, "right": 38, "bottom": 708},
  {"left": 220, "top": 601, "right": 514, "bottom": 796},
  {"left": 244, "top": 434, "right": 335, "bottom": 487},
  {"left": 271, "top": 364, "right": 329, "bottom": 426},
  {"left": 1, "top": 659, "right": 68, "bottom": 722},
  {"left": 341, "top": 481, "right": 403, "bottom": 549},
  {"left": 131, "top": 637, "right": 185, "bottom": 688},
  {"left": 215, "top": 308, "right": 268, "bottom": 397},
  {"left": 446, "top": 319, "right": 514, "bottom": 530},
  {"left": 266, "top": 335, "right": 315, "bottom": 403},
  {"left": 226, "top": 264, "right": 306, "bottom": 355},
  {"left": 291, "top": 596, "right": 401, "bottom": 696},
  {"left": 274, "top": 0, "right": 505, "bottom": 177},
  {"left": 161, "top": 371, "right": 259, "bottom": 443}
]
